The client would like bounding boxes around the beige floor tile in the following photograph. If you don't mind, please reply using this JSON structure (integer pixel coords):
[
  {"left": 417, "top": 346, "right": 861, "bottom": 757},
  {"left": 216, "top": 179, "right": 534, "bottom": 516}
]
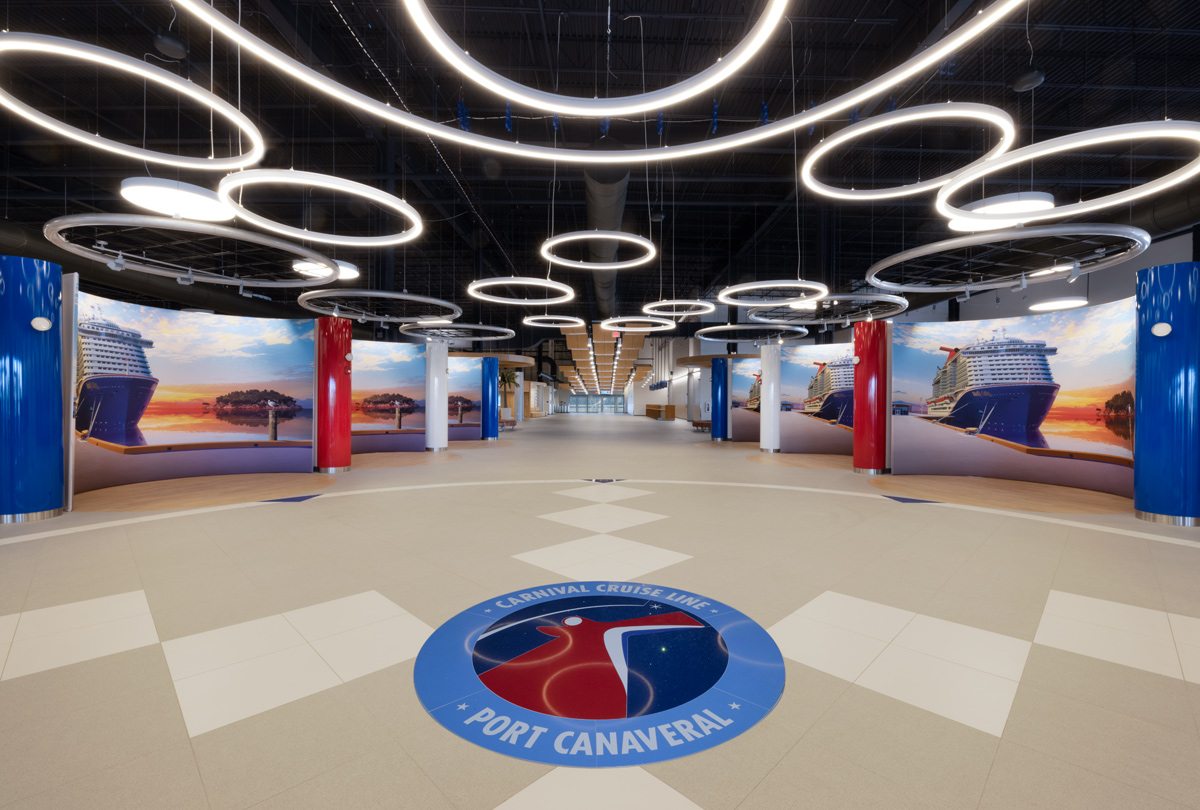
[
  {"left": 150, "top": 588, "right": 279, "bottom": 643},
  {"left": 20, "top": 565, "right": 146, "bottom": 613},
  {"left": 495, "top": 766, "right": 703, "bottom": 810},
  {"left": 920, "top": 588, "right": 1046, "bottom": 641}
]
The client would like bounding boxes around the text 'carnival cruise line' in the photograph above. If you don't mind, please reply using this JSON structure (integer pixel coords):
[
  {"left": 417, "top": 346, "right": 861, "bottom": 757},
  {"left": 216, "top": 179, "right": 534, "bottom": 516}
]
[
  {"left": 75, "top": 310, "right": 158, "bottom": 444},
  {"left": 925, "top": 329, "right": 1059, "bottom": 434},
  {"left": 804, "top": 353, "right": 854, "bottom": 427}
]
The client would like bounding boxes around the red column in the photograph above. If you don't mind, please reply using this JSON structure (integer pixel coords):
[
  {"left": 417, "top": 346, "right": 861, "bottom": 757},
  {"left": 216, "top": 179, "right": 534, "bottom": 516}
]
[
  {"left": 852, "top": 321, "right": 891, "bottom": 474},
  {"left": 315, "top": 317, "right": 352, "bottom": 473}
]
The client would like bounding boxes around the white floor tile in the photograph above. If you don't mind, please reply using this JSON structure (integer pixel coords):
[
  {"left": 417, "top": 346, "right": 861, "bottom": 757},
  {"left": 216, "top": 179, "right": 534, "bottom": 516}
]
[
  {"left": 606, "top": 545, "right": 691, "bottom": 570},
  {"left": 1043, "top": 590, "right": 1173, "bottom": 641},
  {"left": 561, "top": 534, "right": 641, "bottom": 555},
  {"left": 494, "top": 766, "right": 703, "bottom": 810},
  {"left": 162, "top": 615, "right": 305, "bottom": 681},
  {"left": 513, "top": 544, "right": 597, "bottom": 569},
  {"left": 537, "top": 504, "right": 667, "bottom": 534},
  {"left": 554, "top": 557, "right": 651, "bottom": 582},
  {"left": 13, "top": 590, "right": 150, "bottom": 640},
  {"left": 768, "top": 613, "right": 886, "bottom": 682},
  {"left": 1177, "top": 644, "right": 1200, "bottom": 684},
  {"left": 1168, "top": 612, "right": 1200, "bottom": 648},
  {"left": 856, "top": 644, "right": 1019, "bottom": 737},
  {"left": 554, "top": 484, "right": 655, "bottom": 504},
  {"left": 1034, "top": 612, "right": 1182, "bottom": 679},
  {"left": 797, "top": 591, "right": 915, "bottom": 642},
  {"left": 893, "top": 614, "right": 1031, "bottom": 681},
  {"left": 282, "top": 591, "right": 406, "bottom": 642},
  {"left": 1, "top": 613, "right": 159, "bottom": 681},
  {"left": 0, "top": 613, "right": 17, "bottom": 663},
  {"left": 173, "top": 644, "right": 341, "bottom": 737},
  {"left": 310, "top": 613, "right": 433, "bottom": 682},
  {"left": 514, "top": 535, "right": 691, "bottom": 582}
]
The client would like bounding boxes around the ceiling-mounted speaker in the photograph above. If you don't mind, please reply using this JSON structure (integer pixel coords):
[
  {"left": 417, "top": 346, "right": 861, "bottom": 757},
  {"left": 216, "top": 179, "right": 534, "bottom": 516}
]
[
  {"left": 1012, "top": 68, "right": 1045, "bottom": 93},
  {"left": 154, "top": 30, "right": 188, "bottom": 60}
]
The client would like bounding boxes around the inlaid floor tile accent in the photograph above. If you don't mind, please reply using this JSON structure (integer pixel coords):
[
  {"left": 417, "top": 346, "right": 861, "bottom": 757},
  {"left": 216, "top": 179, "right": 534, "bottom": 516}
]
[
  {"left": 553, "top": 484, "right": 655, "bottom": 504},
  {"left": 513, "top": 534, "right": 691, "bottom": 581},
  {"left": 493, "top": 766, "right": 703, "bottom": 810},
  {"left": 536, "top": 504, "right": 668, "bottom": 534}
]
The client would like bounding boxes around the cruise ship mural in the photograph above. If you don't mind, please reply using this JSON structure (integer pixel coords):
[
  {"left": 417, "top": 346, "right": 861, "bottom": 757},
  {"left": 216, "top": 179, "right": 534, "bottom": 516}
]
[
  {"left": 925, "top": 329, "right": 1059, "bottom": 435},
  {"left": 74, "top": 310, "right": 158, "bottom": 445},
  {"left": 804, "top": 354, "right": 855, "bottom": 427}
]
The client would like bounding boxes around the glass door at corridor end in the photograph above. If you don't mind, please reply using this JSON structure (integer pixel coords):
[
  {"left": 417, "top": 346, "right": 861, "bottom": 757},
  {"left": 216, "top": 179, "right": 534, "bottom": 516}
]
[{"left": 568, "top": 395, "right": 625, "bottom": 413}]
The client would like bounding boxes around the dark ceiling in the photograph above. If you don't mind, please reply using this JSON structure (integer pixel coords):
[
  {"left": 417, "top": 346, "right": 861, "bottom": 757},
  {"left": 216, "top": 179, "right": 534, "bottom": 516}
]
[{"left": 2, "top": 0, "right": 1198, "bottom": 342}]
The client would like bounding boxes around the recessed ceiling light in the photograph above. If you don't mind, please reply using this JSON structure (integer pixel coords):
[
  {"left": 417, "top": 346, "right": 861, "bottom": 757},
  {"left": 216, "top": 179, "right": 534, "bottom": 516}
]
[
  {"left": 1029, "top": 296, "right": 1088, "bottom": 312},
  {"left": 292, "top": 259, "right": 359, "bottom": 280},
  {"left": 120, "top": 178, "right": 235, "bottom": 222}
]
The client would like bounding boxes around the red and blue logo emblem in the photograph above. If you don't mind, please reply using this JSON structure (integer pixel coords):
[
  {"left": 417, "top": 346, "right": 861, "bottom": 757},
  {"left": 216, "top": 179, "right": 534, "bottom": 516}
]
[{"left": 414, "top": 582, "right": 785, "bottom": 766}]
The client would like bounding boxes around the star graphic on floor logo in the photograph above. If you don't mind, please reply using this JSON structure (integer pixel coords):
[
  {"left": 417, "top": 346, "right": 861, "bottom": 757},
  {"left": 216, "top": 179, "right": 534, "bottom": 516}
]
[{"left": 414, "top": 582, "right": 785, "bottom": 766}]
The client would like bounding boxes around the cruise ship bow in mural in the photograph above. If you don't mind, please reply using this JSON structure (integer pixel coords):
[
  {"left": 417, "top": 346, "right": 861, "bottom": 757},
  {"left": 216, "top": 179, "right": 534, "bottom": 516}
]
[
  {"left": 804, "top": 354, "right": 855, "bottom": 427},
  {"left": 925, "top": 329, "right": 1059, "bottom": 435},
  {"left": 74, "top": 310, "right": 158, "bottom": 444}
]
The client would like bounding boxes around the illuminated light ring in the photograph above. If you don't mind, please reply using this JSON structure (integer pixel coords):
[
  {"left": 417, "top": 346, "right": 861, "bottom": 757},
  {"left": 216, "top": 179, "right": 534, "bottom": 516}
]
[
  {"left": 695, "top": 324, "right": 810, "bottom": 342},
  {"left": 467, "top": 277, "right": 575, "bottom": 306},
  {"left": 800, "top": 103, "right": 1017, "bottom": 201},
  {"left": 296, "top": 288, "right": 462, "bottom": 323},
  {"left": 864, "top": 223, "right": 1152, "bottom": 293},
  {"left": 44, "top": 213, "right": 337, "bottom": 288},
  {"left": 218, "top": 169, "right": 422, "bottom": 248},
  {"left": 598, "top": 316, "right": 676, "bottom": 333},
  {"left": 0, "top": 32, "right": 264, "bottom": 170},
  {"left": 540, "top": 231, "right": 657, "bottom": 271},
  {"left": 523, "top": 314, "right": 586, "bottom": 328},
  {"left": 1029, "top": 297, "right": 1089, "bottom": 312},
  {"left": 642, "top": 299, "right": 716, "bottom": 317},
  {"left": 401, "top": 0, "right": 788, "bottom": 116},
  {"left": 120, "top": 178, "right": 235, "bottom": 222},
  {"left": 937, "top": 120, "right": 1200, "bottom": 226},
  {"left": 717, "top": 279, "right": 829, "bottom": 308},
  {"left": 173, "top": 0, "right": 1028, "bottom": 164},
  {"left": 748, "top": 293, "right": 909, "bottom": 325},
  {"left": 398, "top": 322, "right": 516, "bottom": 342}
]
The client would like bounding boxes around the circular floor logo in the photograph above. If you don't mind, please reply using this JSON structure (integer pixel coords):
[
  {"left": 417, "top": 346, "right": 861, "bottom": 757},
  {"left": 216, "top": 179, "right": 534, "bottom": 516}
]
[{"left": 414, "top": 582, "right": 785, "bottom": 766}]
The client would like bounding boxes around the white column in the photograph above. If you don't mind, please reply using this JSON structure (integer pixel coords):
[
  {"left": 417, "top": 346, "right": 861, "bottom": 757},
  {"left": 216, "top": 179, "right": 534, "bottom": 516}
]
[
  {"left": 425, "top": 340, "right": 448, "bottom": 451},
  {"left": 760, "top": 343, "right": 781, "bottom": 453},
  {"left": 515, "top": 371, "right": 525, "bottom": 421}
]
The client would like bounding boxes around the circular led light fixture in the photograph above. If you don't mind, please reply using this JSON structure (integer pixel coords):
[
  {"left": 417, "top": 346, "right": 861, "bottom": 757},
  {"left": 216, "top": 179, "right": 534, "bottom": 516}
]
[
  {"left": 398, "top": 322, "right": 515, "bottom": 342},
  {"left": 540, "top": 231, "right": 656, "bottom": 271},
  {"left": 467, "top": 276, "right": 575, "bottom": 306},
  {"left": 937, "top": 120, "right": 1200, "bottom": 227},
  {"left": 0, "top": 33, "right": 264, "bottom": 170},
  {"left": 218, "top": 170, "right": 422, "bottom": 247},
  {"left": 119, "top": 178, "right": 235, "bottom": 222},
  {"left": 523, "top": 314, "right": 586, "bottom": 328},
  {"left": 297, "top": 289, "right": 462, "bottom": 322},
  {"left": 599, "top": 316, "right": 676, "bottom": 333},
  {"left": 1029, "top": 297, "right": 1088, "bottom": 312},
  {"left": 45, "top": 213, "right": 339, "bottom": 288},
  {"left": 717, "top": 279, "right": 829, "bottom": 308},
  {"left": 749, "top": 293, "right": 908, "bottom": 325},
  {"left": 642, "top": 299, "right": 716, "bottom": 317},
  {"left": 800, "top": 103, "right": 1017, "bottom": 202},
  {"left": 292, "top": 259, "right": 360, "bottom": 280},
  {"left": 947, "top": 191, "right": 1055, "bottom": 232},
  {"left": 30, "top": 316, "right": 52, "bottom": 331},
  {"left": 695, "top": 324, "right": 810, "bottom": 342},
  {"left": 865, "top": 224, "right": 1151, "bottom": 293},
  {"left": 401, "top": 0, "right": 788, "bottom": 117},
  {"left": 1151, "top": 322, "right": 1173, "bottom": 337},
  {"left": 172, "top": 0, "right": 1027, "bottom": 165}
]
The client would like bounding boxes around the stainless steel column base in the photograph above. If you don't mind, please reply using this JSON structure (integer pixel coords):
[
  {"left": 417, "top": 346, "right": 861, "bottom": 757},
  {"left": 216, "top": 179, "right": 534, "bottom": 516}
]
[
  {"left": 425, "top": 446, "right": 449, "bottom": 452},
  {"left": 313, "top": 466, "right": 351, "bottom": 474},
  {"left": 1136, "top": 509, "right": 1200, "bottom": 527},
  {"left": 711, "top": 437, "right": 730, "bottom": 442},
  {"left": 483, "top": 437, "right": 500, "bottom": 441},
  {"left": 853, "top": 467, "right": 891, "bottom": 476},
  {"left": 760, "top": 448, "right": 782, "bottom": 453},
  {"left": 0, "top": 508, "right": 63, "bottom": 524}
]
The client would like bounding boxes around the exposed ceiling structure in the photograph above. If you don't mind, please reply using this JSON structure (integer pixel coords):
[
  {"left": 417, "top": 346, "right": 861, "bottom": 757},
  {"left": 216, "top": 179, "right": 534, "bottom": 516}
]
[{"left": 1, "top": 0, "right": 1198, "bottom": 348}]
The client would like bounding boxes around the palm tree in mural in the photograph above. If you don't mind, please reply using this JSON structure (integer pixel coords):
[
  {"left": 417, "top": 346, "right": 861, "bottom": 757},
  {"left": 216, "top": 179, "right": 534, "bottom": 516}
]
[
  {"left": 448, "top": 395, "right": 475, "bottom": 424},
  {"left": 498, "top": 367, "right": 519, "bottom": 411}
]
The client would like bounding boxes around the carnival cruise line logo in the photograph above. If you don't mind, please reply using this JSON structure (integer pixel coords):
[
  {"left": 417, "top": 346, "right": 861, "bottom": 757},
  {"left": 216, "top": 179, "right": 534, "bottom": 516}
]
[{"left": 414, "top": 582, "right": 785, "bottom": 766}]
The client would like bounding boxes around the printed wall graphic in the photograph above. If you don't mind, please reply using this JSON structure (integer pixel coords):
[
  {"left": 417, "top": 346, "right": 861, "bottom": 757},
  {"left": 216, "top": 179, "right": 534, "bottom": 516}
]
[
  {"left": 779, "top": 345, "right": 855, "bottom": 454},
  {"left": 729, "top": 358, "right": 762, "bottom": 441},
  {"left": 449, "top": 356, "right": 483, "bottom": 427},
  {"left": 413, "top": 582, "right": 785, "bottom": 767},
  {"left": 350, "top": 341, "right": 426, "bottom": 431},
  {"left": 891, "top": 298, "right": 1135, "bottom": 495}
]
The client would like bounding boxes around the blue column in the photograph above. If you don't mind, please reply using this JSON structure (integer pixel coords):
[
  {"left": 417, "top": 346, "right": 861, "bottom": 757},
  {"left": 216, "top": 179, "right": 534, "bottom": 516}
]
[
  {"left": 1135, "top": 262, "right": 1200, "bottom": 526},
  {"left": 481, "top": 356, "right": 500, "bottom": 440},
  {"left": 711, "top": 357, "right": 729, "bottom": 441},
  {"left": 1, "top": 256, "right": 64, "bottom": 522}
]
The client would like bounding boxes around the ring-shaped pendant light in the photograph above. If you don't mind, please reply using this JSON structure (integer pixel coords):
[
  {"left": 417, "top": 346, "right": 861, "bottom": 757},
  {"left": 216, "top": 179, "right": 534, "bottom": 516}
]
[
  {"left": 44, "top": 213, "right": 338, "bottom": 288},
  {"left": 400, "top": 0, "right": 787, "bottom": 116},
  {"left": 642, "top": 299, "right": 717, "bottom": 317},
  {"left": 120, "top": 178, "right": 236, "bottom": 222},
  {"left": 0, "top": 32, "right": 265, "bottom": 170},
  {"left": 172, "top": 0, "right": 1027, "bottom": 165},
  {"left": 717, "top": 279, "right": 829, "bottom": 307},
  {"left": 467, "top": 276, "right": 575, "bottom": 305},
  {"left": 218, "top": 170, "right": 423, "bottom": 247},
  {"left": 695, "top": 324, "right": 810, "bottom": 342},
  {"left": 864, "top": 223, "right": 1152, "bottom": 293},
  {"left": 523, "top": 314, "right": 586, "bottom": 328},
  {"left": 540, "top": 231, "right": 657, "bottom": 271},
  {"left": 296, "top": 289, "right": 461, "bottom": 322},
  {"left": 598, "top": 316, "right": 676, "bottom": 333},
  {"left": 748, "top": 293, "right": 909, "bottom": 325},
  {"left": 800, "top": 103, "right": 1017, "bottom": 201},
  {"left": 398, "top": 322, "right": 516, "bottom": 342},
  {"left": 936, "top": 120, "right": 1200, "bottom": 227},
  {"left": 1029, "top": 297, "right": 1089, "bottom": 312}
]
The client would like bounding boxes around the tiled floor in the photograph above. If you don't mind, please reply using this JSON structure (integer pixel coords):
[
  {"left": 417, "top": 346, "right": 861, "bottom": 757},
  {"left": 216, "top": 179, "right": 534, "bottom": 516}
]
[{"left": 1, "top": 413, "right": 1199, "bottom": 809}]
